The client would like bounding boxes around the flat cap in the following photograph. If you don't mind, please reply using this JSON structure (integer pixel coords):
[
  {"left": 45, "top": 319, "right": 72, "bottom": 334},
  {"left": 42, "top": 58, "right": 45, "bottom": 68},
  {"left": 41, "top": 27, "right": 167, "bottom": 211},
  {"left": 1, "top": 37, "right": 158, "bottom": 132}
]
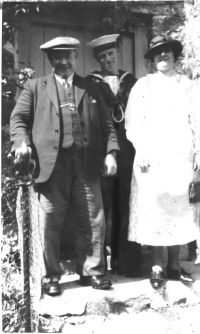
[
  {"left": 87, "top": 34, "right": 120, "bottom": 53},
  {"left": 40, "top": 37, "right": 80, "bottom": 52}
]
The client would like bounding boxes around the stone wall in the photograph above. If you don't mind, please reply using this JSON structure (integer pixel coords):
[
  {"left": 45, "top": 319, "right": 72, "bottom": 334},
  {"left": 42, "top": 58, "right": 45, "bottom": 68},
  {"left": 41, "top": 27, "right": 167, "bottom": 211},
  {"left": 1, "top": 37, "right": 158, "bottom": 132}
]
[{"left": 128, "top": 1, "right": 199, "bottom": 79}]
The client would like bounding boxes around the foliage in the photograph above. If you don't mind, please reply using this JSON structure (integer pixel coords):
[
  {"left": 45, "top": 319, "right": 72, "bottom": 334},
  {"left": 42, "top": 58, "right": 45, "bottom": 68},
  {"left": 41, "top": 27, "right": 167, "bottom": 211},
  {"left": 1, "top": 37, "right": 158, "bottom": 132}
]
[
  {"left": 182, "top": 2, "right": 200, "bottom": 80},
  {"left": 2, "top": 4, "right": 35, "bottom": 329},
  {"left": 2, "top": 2, "right": 36, "bottom": 125},
  {"left": 1, "top": 228, "right": 24, "bottom": 333},
  {"left": 1, "top": 132, "right": 24, "bottom": 332}
]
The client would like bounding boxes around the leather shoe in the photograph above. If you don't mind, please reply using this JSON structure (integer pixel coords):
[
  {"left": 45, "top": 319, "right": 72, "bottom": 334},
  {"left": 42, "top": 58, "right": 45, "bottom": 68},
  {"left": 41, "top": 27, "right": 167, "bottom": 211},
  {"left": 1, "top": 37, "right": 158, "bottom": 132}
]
[
  {"left": 150, "top": 271, "right": 165, "bottom": 289},
  {"left": 80, "top": 275, "right": 112, "bottom": 290},
  {"left": 166, "top": 267, "right": 195, "bottom": 283},
  {"left": 42, "top": 281, "right": 61, "bottom": 296}
]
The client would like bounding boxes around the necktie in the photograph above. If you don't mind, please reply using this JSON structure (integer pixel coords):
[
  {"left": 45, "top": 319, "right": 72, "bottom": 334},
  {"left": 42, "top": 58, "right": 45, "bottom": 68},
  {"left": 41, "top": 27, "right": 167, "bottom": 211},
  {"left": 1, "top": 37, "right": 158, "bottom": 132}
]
[{"left": 63, "top": 80, "right": 71, "bottom": 89}]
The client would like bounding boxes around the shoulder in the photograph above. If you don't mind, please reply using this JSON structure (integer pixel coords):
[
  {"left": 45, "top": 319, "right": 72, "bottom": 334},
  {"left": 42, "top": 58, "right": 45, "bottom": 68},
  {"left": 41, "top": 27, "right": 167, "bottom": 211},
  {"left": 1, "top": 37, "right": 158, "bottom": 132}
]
[
  {"left": 25, "top": 75, "right": 51, "bottom": 90},
  {"left": 86, "top": 72, "right": 104, "bottom": 85},
  {"left": 86, "top": 73, "right": 114, "bottom": 99},
  {"left": 73, "top": 73, "right": 86, "bottom": 89},
  {"left": 118, "top": 70, "right": 137, "bottom": 85},
  {"left": 176, "top": 74, "right": 194, "bottom": 88},
  {"left": 131, "top": 74, "right": 151, "bottom": 89}
]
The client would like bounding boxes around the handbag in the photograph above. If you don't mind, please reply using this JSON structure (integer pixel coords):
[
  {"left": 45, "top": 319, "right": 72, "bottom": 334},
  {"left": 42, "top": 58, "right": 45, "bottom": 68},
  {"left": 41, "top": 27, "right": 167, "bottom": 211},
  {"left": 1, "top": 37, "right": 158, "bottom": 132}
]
[{"left": 189, "top": 180, "right": 200, "bottom": 204}]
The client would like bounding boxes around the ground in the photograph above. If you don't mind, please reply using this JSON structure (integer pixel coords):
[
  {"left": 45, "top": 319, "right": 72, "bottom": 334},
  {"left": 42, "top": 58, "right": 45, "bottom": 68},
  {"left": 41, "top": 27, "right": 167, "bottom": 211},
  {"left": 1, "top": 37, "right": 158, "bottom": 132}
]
[{"left": 37, "top": 246, "right": 200, "bottom": 334}]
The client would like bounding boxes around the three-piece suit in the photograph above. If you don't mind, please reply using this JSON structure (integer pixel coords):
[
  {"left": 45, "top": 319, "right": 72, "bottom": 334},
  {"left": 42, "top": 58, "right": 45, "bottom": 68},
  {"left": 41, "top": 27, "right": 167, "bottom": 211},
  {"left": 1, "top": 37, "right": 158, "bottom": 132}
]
[{"left": 10, "top": 72, "right": 119, "bottom": 280}]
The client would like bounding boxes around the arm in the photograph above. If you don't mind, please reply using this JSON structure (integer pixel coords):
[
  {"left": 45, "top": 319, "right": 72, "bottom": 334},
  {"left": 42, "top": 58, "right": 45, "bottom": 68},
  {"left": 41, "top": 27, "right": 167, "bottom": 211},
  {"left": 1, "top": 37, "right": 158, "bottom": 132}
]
[
  {"left": 125, "top": 76, "right": 148, "bottom": 149},
  {"left": 188, "top": 82, "right": 200, "bottom": 171},
  {"left": 118, "top": 72, "right": 137, "bottom": 109},
  {"left": 97, "top": 95, "right": 119, "bottom": 176},
  {"left": 125, "top": 76, "right": 151, "bottom": 169},
  {"left": 10, "top": 81, "right": 34, "bottom": 154}
]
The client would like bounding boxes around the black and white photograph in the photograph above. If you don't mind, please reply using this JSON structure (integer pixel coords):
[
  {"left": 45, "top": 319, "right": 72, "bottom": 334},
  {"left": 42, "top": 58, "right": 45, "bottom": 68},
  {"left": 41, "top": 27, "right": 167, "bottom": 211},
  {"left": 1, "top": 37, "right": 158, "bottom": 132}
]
[{"left": 1, "top": 0, "right": 200, "bottom": 333}]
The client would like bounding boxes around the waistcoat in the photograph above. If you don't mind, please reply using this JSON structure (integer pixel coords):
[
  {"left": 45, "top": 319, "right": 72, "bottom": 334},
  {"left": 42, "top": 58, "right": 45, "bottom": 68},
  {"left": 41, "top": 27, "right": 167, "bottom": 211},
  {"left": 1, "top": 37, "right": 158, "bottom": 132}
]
[{"left": 56, "top": 81, "right": 83, "bottom": 149}]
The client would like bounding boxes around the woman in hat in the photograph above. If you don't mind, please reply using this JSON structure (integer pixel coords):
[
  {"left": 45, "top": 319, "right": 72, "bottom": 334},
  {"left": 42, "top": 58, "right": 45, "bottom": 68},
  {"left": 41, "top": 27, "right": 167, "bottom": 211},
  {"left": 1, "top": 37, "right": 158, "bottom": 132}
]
[{"left": 125, "top": 35, "right": 200, "bottom": 288}]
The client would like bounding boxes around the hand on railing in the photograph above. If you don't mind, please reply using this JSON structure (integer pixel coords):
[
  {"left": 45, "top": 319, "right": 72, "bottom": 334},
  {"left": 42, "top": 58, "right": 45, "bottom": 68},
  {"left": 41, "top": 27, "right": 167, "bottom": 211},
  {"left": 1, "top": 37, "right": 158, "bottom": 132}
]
[{"left": 14, "top": 141, "right": 35, "bottom": 186}]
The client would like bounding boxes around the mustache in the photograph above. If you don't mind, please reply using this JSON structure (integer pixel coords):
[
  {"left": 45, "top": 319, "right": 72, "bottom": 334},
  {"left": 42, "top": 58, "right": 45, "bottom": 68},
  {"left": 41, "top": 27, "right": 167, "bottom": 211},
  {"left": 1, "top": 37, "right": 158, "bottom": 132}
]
[{"left": 57, "top": 63, "right": 73, "bottom": 68}]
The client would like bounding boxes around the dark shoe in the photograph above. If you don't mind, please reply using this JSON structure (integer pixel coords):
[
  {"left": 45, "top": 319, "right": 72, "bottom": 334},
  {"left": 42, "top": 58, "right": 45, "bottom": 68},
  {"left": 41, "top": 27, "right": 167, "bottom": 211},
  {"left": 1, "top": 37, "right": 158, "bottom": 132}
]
[
  {"left": 167, "top": 267, "right": 195, "bottom": 283},
  {"left": 42, "top": 281, "right": 61, "bottom": 296},
  {"left": 150, "top": 271, "right": 165, "bottom": 289},
  {"left": 80, "top": 275, "right": 112, "bottom": 290},
  {"left": 188, "top": 241, "right": 197, "bottom": 261}
]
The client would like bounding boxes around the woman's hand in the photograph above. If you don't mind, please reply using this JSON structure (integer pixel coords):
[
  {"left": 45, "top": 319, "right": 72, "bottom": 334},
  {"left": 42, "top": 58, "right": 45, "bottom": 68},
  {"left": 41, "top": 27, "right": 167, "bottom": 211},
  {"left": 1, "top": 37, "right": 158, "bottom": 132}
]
[
  {"left": 194, "top": 152, "right": 200, "bottom": 171},
  {"left": 136, "top": 155, "right": 150, "bottom": 173}
]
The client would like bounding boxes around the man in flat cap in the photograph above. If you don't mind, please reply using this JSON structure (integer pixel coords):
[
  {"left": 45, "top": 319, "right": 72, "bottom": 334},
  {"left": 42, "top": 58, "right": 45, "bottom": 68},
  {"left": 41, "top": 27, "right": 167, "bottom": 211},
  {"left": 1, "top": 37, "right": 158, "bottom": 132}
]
[
  {"left": 87, "top": 34, "right": 141, "bottom": 277},
  {"left": 10, "top": 36, "right": 119, "bottom": 296}
]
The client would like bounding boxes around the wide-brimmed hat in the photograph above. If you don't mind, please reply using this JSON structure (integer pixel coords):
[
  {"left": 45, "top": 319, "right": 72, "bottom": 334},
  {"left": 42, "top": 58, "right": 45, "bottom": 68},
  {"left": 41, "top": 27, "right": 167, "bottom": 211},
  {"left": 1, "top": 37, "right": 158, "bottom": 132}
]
[
  {"left": 87, "top": 34, "right": 120, "bottom": 54},
  {"left": 144, "top": 35, "right": 183, "bottom": 60},
  {"left": 40, "top": 37, "right": 80, "bottom": 52}
]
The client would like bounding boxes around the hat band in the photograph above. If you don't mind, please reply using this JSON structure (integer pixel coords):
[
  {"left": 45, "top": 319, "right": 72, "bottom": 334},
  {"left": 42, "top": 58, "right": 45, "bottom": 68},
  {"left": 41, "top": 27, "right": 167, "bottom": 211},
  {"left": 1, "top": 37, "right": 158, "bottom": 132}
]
[{"left": 94, "top": 42, "right": 117, "bottom": 54}]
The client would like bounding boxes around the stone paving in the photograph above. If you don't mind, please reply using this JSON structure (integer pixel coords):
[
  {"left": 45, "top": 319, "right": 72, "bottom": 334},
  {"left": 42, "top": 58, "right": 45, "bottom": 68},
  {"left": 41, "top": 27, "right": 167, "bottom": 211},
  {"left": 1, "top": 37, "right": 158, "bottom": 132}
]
[{"left": 38, "top": 246, "right": 200, "bottom": 333}]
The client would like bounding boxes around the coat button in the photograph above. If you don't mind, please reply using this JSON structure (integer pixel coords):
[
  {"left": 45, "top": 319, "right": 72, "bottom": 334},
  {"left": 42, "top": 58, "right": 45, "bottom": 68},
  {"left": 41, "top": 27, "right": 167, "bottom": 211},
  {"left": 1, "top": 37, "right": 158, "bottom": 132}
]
[{"left": 55, "top": 129, "right": 59, "bottom": 133}]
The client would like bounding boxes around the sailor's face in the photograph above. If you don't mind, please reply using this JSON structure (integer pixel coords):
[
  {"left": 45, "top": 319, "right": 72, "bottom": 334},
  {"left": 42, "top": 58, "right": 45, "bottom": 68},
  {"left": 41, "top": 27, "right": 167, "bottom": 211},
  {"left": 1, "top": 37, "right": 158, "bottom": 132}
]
[
  {"left": 49, "top": 50, "right": 77, "bottom": 77},
  {"left": 97, "top": 47, "right": 119, "bottom": 75}
]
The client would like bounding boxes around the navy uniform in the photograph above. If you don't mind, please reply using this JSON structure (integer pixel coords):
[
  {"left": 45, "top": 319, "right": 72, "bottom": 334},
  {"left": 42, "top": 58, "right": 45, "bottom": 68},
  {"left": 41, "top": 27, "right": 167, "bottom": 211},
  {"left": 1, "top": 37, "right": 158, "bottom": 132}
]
[
  {"left": 10, "top": 37, "right": 119, "bottom": 295},
  {"left": 87, "top": 34, "right": 141, "bottom": 276}
]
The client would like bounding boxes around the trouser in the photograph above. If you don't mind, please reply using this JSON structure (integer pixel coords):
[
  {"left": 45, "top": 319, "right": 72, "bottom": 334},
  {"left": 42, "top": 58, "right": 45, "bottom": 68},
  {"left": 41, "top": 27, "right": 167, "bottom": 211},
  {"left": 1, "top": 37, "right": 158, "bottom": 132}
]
[
  {"left": 37, "top": 147, "right": 106, "bottom": 280},
  {"left": 101, "top": 170, "right": 141, "bottom": 275}
]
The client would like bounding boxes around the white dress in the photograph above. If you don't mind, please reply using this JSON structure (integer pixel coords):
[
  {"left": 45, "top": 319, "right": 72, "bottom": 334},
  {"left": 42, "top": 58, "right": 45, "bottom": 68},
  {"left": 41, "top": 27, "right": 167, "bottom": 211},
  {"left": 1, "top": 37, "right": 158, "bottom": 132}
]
[{"left": 125, "top": 72, "right": 199, "bottom": 246}]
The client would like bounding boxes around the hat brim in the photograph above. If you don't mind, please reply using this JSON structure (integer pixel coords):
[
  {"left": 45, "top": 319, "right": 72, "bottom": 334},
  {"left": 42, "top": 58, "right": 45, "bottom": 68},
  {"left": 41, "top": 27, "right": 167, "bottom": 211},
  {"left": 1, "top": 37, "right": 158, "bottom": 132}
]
[
  {"left": 41, "top": 47, "right": 78, "bottom": 53},
  {"left": 144, "top": 40, "right": 183, "bottom": 60}
]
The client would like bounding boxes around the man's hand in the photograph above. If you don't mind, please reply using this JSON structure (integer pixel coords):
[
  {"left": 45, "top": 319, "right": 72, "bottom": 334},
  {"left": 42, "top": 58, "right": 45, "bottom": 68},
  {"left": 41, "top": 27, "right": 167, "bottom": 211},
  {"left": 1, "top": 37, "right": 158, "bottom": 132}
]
[
  {"left": 14, "top": 141, "right": 35, "bottom": 177},
  {"left": 15, "top": 143, "right": 32, "bottom": 159},
  {"left": 104, "top": 153, "right": 117, "bottom": 176}
]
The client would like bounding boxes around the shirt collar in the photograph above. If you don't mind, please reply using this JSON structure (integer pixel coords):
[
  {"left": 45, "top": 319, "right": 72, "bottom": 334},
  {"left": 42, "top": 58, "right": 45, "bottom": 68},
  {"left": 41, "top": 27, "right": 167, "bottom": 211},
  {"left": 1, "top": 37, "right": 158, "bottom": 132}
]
[{"left": 54, "top": 72, "right": 74, "bottom": 87}]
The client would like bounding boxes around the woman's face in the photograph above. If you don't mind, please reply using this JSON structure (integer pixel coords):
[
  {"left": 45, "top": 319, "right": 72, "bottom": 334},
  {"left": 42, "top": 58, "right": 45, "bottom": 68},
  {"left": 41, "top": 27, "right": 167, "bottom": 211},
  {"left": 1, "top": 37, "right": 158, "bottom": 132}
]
[{"left": 153, "top": 47, "right": 175, "bottom": 73}]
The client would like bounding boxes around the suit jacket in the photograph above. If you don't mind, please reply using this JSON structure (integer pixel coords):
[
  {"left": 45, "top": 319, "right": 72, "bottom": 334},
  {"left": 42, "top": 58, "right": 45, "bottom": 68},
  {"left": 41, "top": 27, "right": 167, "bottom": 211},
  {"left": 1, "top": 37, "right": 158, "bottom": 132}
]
[{"left": 10, "top": 73, "right": 119, "bottom": 183}]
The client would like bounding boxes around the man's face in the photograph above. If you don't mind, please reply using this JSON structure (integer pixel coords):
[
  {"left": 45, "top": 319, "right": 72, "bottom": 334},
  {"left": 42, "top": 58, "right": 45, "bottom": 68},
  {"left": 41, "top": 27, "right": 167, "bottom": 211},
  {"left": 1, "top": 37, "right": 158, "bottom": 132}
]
[
  {"left": 96, "top": 47, "right": 119, "bottom": 75},
  {"left": 153, "top": 47, "right": 175, "bottom": 73},
  {"left": 49, "top": 50, "right": 77, "bottom": 77}
]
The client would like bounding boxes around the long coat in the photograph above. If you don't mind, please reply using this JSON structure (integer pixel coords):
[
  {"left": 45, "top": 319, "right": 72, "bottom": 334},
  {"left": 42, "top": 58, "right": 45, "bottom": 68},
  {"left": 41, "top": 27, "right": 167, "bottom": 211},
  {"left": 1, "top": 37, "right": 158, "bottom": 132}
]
[
  {"left": 10, "top": 73, "right": 119, "bottom": 183},
  {"left": 125, "top": 73, "right": 199, "bottom": 246}
]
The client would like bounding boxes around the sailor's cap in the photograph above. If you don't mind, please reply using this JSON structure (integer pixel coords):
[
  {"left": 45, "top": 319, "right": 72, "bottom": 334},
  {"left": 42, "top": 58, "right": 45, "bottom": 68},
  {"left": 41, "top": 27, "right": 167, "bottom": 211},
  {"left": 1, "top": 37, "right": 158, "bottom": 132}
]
[
  {"left": 87, "top": 34, "right": 120, "bottom": 54},
  {"left": 40, "top": 37, "right": 80, "bottom": 52}
]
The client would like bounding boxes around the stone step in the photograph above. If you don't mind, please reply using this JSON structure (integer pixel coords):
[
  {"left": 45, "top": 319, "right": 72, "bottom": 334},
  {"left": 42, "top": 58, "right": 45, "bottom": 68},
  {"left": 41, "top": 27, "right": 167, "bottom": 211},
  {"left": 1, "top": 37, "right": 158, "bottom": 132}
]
[{"left": 39, "top": 261, "right": 200, "bottom": 318}]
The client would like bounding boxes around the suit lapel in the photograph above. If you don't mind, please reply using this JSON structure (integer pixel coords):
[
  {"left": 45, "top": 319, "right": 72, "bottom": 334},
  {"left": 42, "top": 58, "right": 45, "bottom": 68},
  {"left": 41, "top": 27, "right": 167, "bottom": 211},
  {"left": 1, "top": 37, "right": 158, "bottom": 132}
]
[
  {"left": 45, "top": 72, "right": 86, "bottom": 109},
  {"left": 73, "top": 73, "right": 86, "bottom": 107},
  {"left": 75, "top": 86, "right": 86, "bottom": 107},
  {"left": 45, "top": 73, "right": 59, "bottom": 110}
]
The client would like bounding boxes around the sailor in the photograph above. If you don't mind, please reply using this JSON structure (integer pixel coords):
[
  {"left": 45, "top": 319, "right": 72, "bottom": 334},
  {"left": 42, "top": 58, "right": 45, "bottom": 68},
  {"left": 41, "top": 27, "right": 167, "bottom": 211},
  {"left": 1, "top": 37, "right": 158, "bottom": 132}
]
[{"left": 87, "top": 34, "right": 141, "bottom": 276}]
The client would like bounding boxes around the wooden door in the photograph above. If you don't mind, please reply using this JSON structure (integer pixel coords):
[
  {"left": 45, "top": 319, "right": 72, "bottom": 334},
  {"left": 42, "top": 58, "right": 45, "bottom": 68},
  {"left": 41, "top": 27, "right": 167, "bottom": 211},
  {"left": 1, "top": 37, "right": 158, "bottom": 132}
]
[
  {"left": 24, "top": 23, "right": 137, "bottom": 78},
  {"left": 17, "top": 19, "right": 147, "bottom": 80}
]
